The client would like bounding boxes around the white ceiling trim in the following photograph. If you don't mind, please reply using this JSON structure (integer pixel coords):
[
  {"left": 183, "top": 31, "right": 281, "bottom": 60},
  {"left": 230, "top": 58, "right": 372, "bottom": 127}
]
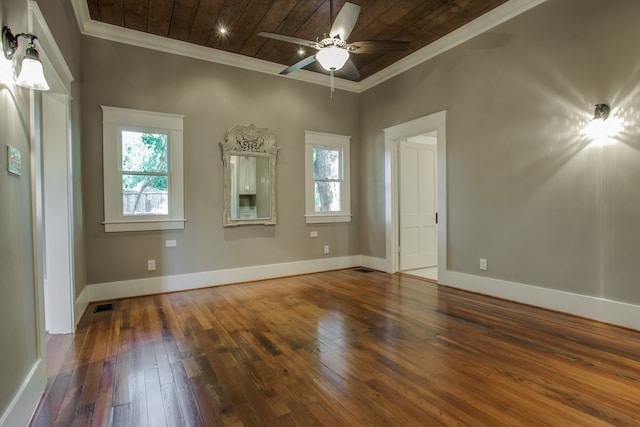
[
  {"left": 70, "top": 0, "right": 546, "bottom": 94},
  {"left": 359, "top": 0, "right": 548, "bottom": 91}
]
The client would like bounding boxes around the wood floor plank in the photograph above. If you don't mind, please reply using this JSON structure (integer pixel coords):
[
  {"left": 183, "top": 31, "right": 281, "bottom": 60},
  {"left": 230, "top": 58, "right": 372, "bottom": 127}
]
[
  {"left": 170, "top": 361, "right": 204, "bottom": 427},
  {"left": 31, "top": 270, "right": 640, "bottom": 426},
  {"left": 143, "top": 363, "right": 165, "bottom": 427}
]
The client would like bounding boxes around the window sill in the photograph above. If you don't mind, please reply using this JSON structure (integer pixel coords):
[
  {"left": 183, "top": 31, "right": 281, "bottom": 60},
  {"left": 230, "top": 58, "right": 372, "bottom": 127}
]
[
  {"left": 305, "top": 214, "right": 351, "bottom": 224},
  {"left": 103, "top": 218, "right": 186, "bottom": 232}
]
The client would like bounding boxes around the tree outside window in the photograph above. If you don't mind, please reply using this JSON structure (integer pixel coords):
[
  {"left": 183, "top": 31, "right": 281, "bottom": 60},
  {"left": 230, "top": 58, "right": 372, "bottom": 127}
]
[
  {"left": 102, "top": 105, "right": 185, "bottom": 232},
  {"left": 305, "top": 131, "right": 351, "bottom": 223},
  {"left": 313, "top": 147, "right": 342, "bottom": 212},
  {"left": 121, "top": 131, "right": 169, "bottom": 216}
]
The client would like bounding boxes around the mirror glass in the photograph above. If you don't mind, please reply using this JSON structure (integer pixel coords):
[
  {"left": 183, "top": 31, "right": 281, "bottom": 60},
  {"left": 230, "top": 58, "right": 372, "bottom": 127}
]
[
  {"left": 229, "top": 155, "right": 270, "bottom": 220},
  {"left": 221, "top": 124, "right": 278, "bottom": 226}
]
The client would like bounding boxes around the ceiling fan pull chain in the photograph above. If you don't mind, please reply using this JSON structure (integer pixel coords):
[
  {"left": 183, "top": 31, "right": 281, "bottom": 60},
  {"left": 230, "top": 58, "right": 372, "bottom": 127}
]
[{"left": 330, "top": 69, "right": 335, "bottom": 100}]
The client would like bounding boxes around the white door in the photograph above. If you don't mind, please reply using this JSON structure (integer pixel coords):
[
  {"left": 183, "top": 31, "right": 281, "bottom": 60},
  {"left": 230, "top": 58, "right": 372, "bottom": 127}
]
[{"left": 399, "top": 139, "right": 437, "bottom": 270}]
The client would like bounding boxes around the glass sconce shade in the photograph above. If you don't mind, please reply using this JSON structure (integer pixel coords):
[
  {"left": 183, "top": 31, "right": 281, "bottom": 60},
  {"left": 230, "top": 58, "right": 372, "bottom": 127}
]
[
  {"left": 2, "top": 26, "right": 49, "bottom": 91},
  {"left": 16, "top": 47, "right": 49, "bottom": 90}
]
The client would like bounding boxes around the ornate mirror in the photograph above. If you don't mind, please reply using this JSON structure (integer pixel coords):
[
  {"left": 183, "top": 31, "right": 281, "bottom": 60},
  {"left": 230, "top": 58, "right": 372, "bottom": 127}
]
[{"left": 221, "top": 124, "right": 279, "bottom": 226}]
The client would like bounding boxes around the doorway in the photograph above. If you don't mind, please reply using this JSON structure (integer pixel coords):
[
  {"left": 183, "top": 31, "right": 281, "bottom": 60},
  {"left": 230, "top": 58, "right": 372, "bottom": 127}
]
[{"left": 384, "top": 111, "right": 447, "bottom": 279}]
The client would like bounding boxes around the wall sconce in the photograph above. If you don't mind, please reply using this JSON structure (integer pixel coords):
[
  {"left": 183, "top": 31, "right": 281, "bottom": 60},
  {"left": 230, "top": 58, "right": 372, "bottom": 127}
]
[
  {"left": 584, "top": 103, "right": 621, "bottom": 143},
  {"left": 2, "top": 25, "right": 49, "bottom": 91}
]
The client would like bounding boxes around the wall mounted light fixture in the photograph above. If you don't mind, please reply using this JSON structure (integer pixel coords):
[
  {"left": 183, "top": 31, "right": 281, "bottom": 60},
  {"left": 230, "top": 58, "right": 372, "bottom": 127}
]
[
  {"left": 584, "top": 102, "right": 622, "bottom": 144},
  {"left": 2, "top": 25, "right": 49, "bottom": 91}
]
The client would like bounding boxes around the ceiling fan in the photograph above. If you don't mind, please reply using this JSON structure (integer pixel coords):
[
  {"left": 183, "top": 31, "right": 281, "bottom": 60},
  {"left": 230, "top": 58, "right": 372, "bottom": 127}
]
[{"left": 258, "top": 0, "right": 410, "bottom": 83}]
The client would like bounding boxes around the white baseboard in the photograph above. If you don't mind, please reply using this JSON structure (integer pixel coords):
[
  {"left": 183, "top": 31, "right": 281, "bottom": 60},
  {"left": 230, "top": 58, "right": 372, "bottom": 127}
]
[
  {"left": 87, "top": 255, "right": 369, "bottom": 302},
  {"left": 0, "top": 359, "right": 46, "bottom": 427},
  {"left": 85, "top": 256, "right": 640, "bottom": 331},
  {"left": 440, "top": 270, "right": 640, "bottom": 331},
  {"left": 74, "top": 286, "right": 89, "bottom": 327},
  {"left": 360, "top": 255, "right": 389, "bottom": 272}
]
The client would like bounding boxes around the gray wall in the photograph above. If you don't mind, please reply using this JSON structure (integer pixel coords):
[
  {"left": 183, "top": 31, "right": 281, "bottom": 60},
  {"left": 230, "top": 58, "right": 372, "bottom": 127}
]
[
  {"left": 360, "top": 0, "right": 640, "bottom": 305},
  {"left": 0, "top": 0, "right": 37, "bottom": 413},
  {"left": 81, "top": 37, "right": 360, "bottom": 284}
]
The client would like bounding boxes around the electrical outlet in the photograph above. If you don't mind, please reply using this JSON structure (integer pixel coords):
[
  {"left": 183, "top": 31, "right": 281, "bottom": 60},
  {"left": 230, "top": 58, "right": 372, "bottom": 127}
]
[
  {"left": 310, "top": 231, "right": 318, "bottom": 238},
  {"left": 148, "top": 259, "right": 156, "bottom": 271},
  {"left": 324, "top": 245, "right": 330, "bottom": 255},
  {"left": 480, "top": 258, "right": 487, "bottom": 271}
]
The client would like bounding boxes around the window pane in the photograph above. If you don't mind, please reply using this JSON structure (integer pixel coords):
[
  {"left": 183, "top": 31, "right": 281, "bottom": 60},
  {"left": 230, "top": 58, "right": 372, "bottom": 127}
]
[
  {"left": 121, "top": 131, "right": 168, "bottom": 173},
  {"left": 122, "top": 175, "right": 168, "bottom": 215},
  {"left": 313, "top": 148, "right": 340, "bottom": 180},
  {"left": 315, "top": 181, "right": 341, "bottom": 212}
]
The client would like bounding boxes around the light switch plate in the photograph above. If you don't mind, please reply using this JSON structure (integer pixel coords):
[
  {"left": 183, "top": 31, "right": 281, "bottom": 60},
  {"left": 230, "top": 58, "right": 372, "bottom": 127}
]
[{"left": 166, "top": 240, "right": 177, "bottom": 247}]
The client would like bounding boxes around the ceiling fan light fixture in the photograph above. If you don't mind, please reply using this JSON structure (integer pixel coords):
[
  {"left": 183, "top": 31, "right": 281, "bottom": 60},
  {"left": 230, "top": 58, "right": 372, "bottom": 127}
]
[{"left": 316, "top": 46, "right": 349, "bottom": 71}]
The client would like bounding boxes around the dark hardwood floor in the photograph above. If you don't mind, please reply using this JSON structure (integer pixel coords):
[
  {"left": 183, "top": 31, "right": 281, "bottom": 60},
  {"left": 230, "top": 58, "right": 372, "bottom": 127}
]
[{"left": 31, "top": 270, "right": 640, "bottom": 426}]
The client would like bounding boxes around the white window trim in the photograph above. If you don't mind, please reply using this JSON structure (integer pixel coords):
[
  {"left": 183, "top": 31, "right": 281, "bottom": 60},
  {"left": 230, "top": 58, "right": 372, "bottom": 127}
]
[
  {"left": 101, "top": 106, "right": 185, "bottom": 232},
  {"left": 304, "top": 131, "right": 351, "bottom": 223}
]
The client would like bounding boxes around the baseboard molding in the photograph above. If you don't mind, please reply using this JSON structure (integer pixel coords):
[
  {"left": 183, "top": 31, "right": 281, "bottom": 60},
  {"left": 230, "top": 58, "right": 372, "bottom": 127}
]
[
  {"left": 87, "top": 256, "right": 640, "bottom": 331},
  {"left": 359, "top": 255, "right": 389, "bottom": 272},
  {"left": 74, "top": 286, "right": 89, "bottom": 328},
  {"left": 87, "top": 255, "right": 373, "bottom": 302},
  {"left": 440, "top": 270, "right": 640, "bottom": 331},
  {"left": 0, "top": 359, "right": 46, "bottom": 427}
]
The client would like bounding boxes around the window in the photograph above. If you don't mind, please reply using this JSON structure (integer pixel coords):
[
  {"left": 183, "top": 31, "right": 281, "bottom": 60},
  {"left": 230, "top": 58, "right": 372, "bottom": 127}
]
[
  {"left": 101, "top": 106, "right": 185, "bottom": 232},
  {"left": 305, "top": 131, "right": 351, "bottom": 223}
]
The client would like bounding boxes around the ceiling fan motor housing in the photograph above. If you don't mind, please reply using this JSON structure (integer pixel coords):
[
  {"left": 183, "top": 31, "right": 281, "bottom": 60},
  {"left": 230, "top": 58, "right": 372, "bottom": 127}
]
[{"left": 319, "top": 37, "right": 348, "bottom": 49}]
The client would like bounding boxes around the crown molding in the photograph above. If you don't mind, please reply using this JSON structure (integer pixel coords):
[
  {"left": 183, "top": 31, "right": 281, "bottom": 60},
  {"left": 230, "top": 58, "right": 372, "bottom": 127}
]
[
  {"left": 70, "top": 0, "right": 546, "bottom": 94},
  {"left": 69, "top": 0, "right": 357, "bottom": 92},
  {"left": 358, "top": 0, "right": 548, "bottom": 91}
]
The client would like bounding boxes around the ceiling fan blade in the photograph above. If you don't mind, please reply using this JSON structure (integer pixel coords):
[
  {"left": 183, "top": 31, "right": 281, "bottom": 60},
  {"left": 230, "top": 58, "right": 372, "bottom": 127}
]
[
  {"left": 258, "top": 32, "right": 319, "bottom": 48},
  {"left": 340, "top": 58, "right": 360, "bottom": 81},
  {"left": 330, "top": 2, "right": 361, "bottom": 41},
  {"left": 348, "top": 40, "right": 411, "bottom": 54},
  {"left": 280, "top": 55, "right": 317, "bottom": 75}
]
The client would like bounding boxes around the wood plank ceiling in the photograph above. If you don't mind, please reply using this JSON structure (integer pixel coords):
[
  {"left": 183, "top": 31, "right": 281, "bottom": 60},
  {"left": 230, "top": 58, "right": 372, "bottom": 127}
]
[{"left": 86, "top": 0, "right": 509, "bottom": 81}]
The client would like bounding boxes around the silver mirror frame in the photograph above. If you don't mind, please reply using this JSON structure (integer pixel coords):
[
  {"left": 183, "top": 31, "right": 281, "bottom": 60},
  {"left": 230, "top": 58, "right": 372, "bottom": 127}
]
[{"left": 221, "top": 124, "right": 279, "bottom": 226}]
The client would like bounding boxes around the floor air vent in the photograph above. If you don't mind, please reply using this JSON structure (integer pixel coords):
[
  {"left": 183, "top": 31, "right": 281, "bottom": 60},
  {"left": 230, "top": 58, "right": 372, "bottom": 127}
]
[
  {"left": 93, "top": 303, "right": 115, "bottom": 313},
  {"left": 354, "top": 268, "right": 373, "bottom": 273}
]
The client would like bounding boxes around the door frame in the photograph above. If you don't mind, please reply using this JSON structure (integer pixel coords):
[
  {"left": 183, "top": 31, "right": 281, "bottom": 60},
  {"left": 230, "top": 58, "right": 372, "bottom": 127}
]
[
  {"left": 384, "top": 111, "right": 447, "bottom": 275},
  {"left": 42, "top": 92, "right": 74, "bottom": 333},
  {"left": 29, "top": 0, "right": 75, "bottom": 341}
]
